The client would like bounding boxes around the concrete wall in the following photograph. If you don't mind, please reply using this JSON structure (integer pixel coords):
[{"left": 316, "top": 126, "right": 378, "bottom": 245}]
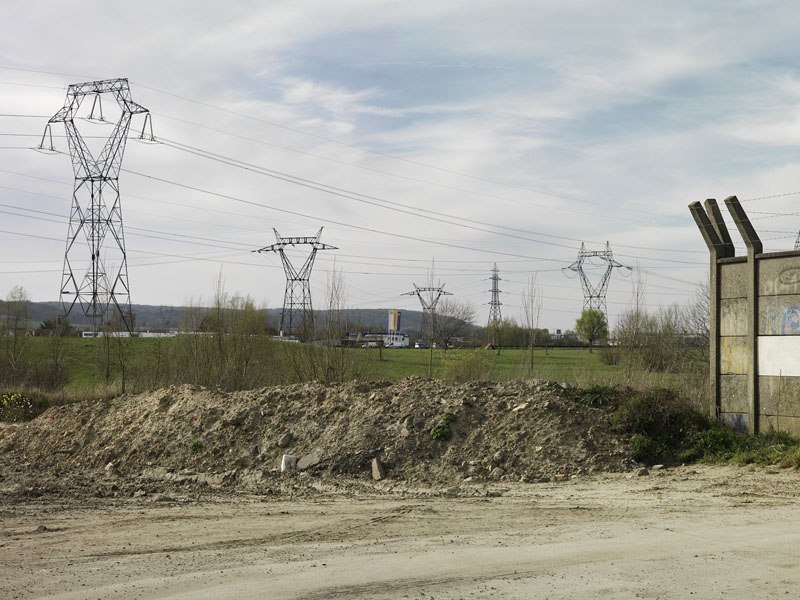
[{"left": 692, "top": 197, "right": 800, "bottom": 435}]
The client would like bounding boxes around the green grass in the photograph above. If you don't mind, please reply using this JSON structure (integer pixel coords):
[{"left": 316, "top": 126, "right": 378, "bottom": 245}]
[{"left": 8, "top": 338, "right": 704, "bottom": 404}]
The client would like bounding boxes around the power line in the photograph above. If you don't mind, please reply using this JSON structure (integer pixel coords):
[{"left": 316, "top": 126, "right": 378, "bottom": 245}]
[{"left": 156, "top": 137, "right": 707, "bottom": 261}]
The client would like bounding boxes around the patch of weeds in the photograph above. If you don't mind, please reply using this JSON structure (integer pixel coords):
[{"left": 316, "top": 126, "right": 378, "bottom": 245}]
[
  {"left": 564, "top": 384, "right": 617, "bottom": 408},
  {"left": 610, "top": 388, "right": 710, "bottom": 464},
  {"left": 431, "top": 412, "right": 457, "bottom": 441},
  {"left": 190, "top": 439, "right": 204, "bottom": 454},
  {"left": 684, "top": 427, "right": 800, "bottom": 466}
]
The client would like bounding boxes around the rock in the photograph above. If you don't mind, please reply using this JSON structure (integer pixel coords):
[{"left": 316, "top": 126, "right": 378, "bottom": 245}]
[
  {"left": 559, "top": 382, "right": 571, "bottom": 390},
  {"left": 104, "top": 461, "right": 120, "bottom": 478},
  {"left": 298, "top": 452, "right": 321, "bottom": 470},
  {"left": 490, "top": 467, "right": 505, "bottom": 479},
  {"left": 133, "top": 489, "right": 147, "bottom": 498},
  {"left": 553, "top": 473, "right": 566, "bottom": 482},
  {"left": 281, "top": 454, "right": 297, "bottom": 473},
  {"left": 635, "top": 467, "right": 650, "bottom": 477},
  {"left": 372, "top": 457, "right": 386, "bottom": 481},
  {"left": 277, "top": 433, "right": 293, "bottom": 448},
  {"left": 512, "top": 403, "right": 529, "bottom": 413},
  {"left": 652, "top": 464, "right": 664, "bottom": 471},
  {"left": 492, "top": 450, "right": 505, "bottom": 464}
]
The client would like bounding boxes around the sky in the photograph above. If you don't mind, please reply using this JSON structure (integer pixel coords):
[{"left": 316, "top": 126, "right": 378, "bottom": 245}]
[{"left": 2, "top": 0, "right": 800, "bottom": 332}]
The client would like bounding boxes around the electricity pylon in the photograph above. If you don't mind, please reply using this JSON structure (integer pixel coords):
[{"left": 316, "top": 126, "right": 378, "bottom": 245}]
[
  {"left": 402, "top": 283, "right": 452, "bottom": 342},
  {"left": 40, "top": 78, "right": 153, "bottom": 333},
  {"left": 795, "top": 230, "right": 800, "bottom": 251},
  {"left": 563, "top": 242, "right": 631, "bottom": 314},
  {"left": 255, "top": 227, "right": 336, "bottom": 339},
  {"left": 487, "top": 263, "right": 502, "bottom": 326}
]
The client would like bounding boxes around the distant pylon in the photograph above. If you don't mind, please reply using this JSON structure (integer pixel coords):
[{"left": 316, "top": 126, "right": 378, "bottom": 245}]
[
  {"left": 487, "top": 263, "right": 502, "bottom": 326},
  {"left": 402, "top": 283, "right": 452, "bottom": 342},
  {"left": 795, "top": 230, "right": 800, "bottom": 251},
  {"left": 255, "top": 227, "right": 336, "bottom": 339},
  {"left": 40, "top": 78, "right": 153, "bottom": 333},
  {"left": 563, "top": 242, "right": 632, "bottom": 314}
]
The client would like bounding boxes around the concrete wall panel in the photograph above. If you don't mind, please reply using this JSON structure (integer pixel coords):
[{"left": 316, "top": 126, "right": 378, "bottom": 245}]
[
  {"left": 760, "top": 415, "right": 800, "bottom": 437},
  {"left": 758, "top": 256, "right": 800, "bottom": 296},
  {"left": 720, "top": 337, "right": 750, "bottom": 374},
  {"left": 759, "top": 376, "right": 800, "bottom": 417},
  {"left": 720, "top": 375, "right": 749, "bottom": 413},
  {"left": 721, "top": 298, "right": 748, "bottom": 336},
  {"left": 757, "top": 336, "right": 800, "bottom": 376},
  {"left": 758, "top": 295, "right": 800, "bottom": 335},
  {"left": 719, "top": 262, "right": 747, "bottom": 299}
]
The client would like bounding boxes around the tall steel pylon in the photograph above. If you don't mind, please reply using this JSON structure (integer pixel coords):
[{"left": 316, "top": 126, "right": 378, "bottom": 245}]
[
  {"left": 795, "top": 230, "right": 800, "bottom": 251},
  {"left": 39, "top": 78, "right": 153, "bottom": 333},
  {"left": 255, "top": 227, "right": 336, "bottom": 339},
  {"left": 563, "top": 242, "right": 631, "bottom": 314},
  {"left": 487, "top": 263, "right": 502, "bottom": 326},
  {"left": 402, "top": 283, "right": 452, "bottom": 342}
]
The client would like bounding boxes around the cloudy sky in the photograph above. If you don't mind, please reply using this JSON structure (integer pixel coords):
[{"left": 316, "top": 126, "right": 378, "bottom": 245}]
[{"left": 2, "top": 1, "right": 800, "bottom": 331}]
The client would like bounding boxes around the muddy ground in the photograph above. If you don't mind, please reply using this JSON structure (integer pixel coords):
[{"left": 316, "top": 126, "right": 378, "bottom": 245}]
[{"left": 3, "top": 379, "right": 800, "bottom": 598}]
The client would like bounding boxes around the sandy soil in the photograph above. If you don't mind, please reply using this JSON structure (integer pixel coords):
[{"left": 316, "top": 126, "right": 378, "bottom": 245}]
[{"left": 4, "top": 464, "right": 800, "bottom": 599}]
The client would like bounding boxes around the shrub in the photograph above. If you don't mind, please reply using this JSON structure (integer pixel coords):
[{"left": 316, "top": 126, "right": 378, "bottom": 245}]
[
  {"left": 440, "top": 351, "right": 493, "bottom": 383},
  {"left": 0, "top": 392, "right": 35, "bottom": 422}
]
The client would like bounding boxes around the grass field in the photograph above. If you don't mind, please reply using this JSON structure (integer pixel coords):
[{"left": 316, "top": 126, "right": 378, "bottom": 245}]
[{"left": 5, "top": 337, "right": 707, "bottom": 408}]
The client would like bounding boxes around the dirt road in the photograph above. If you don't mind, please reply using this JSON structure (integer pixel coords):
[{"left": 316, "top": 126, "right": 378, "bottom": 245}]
[{"left": 4, "top": 465, "right": 800, "bottom": 599}]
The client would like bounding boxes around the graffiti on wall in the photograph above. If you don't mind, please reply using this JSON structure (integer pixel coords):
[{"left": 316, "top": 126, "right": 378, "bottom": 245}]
[
  {"left": 782, "top": 307, "right": 800, "bottom": 335},
  {"left": 764, "top": 268, "right": 800, "bottom": 295}
]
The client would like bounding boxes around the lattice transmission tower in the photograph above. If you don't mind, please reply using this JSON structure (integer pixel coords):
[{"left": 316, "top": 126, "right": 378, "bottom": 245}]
[
  {"left": 795, "top": 230, "right": 800, "bottom": 251},
  {"left": 487, "top": 263, "right": 502, "bottom": 327},
  {"left": 39, "top": 78, "right": 153, "bottom": 333},
  {"left": 255, "top": 227, "right": 336, "bottom": 339},
  {"left": 402, "top": 283, "right": 452, "bottom": 342},
  {"left": 563, "top": 242, "right": 632, "bottom": 314}
]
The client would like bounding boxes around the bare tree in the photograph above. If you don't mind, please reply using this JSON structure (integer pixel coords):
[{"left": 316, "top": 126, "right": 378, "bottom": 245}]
[
  {"left": 1, "top": 286, "right": 30, "bottom": 379},
  {"left": 434, "top": 298, "right": 476, "bottom": 353},
  {"left": 520, "top": 275, "right": 542, "bottom": 371}
]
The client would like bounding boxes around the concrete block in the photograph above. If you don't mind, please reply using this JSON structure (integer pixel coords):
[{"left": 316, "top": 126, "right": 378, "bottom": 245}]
[
  {"left": 759, "top": 376, "right": 800, "bottom": 417},
  {"left": 720, "top": 375, "right": 749, "bottom": 414},
  {"left": 758, "top": 296, "right": 800, "bottom": 335},
  {"left": 719, "top": 262, "right": 747, "bottom": 299},
  {"left": 371, "top": 457, "right": 386, "bottom": 481},
  {"left": 280, "top": 454, "right": 297, "bottom": 473},
  {"left": 720, "top": 298, "right": 747, "bottom": 336},
  {"left": 720, "top": 337, "right": 750, "bottom": 374},
  {"left": 758, "top": 255, "right": 800, "bottom": 296}
]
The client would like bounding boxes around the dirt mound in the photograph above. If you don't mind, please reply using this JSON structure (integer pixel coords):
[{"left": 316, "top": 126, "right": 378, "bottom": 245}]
[{"left": 0, "top": 378, "right": 631, "bottom": 493}]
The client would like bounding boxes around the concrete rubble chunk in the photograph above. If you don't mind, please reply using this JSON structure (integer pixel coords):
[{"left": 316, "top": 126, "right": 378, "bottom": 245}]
[
  {"left": 297, "top": 452, "right": 321, "bottom": 470},
  {"left": 281, "top": 454, "right": 297, "bottom": 473},
  {"left": 635, "top": 467, "right": 650, "bottom": 477},
  {"left": 372, "top": 457, "right": 386, "bottom": 481}
]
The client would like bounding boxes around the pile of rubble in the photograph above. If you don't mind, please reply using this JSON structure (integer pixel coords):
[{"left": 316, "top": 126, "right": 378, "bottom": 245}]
[{"left": 0, "top": 378, "right": 631, "bottom": 495}]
